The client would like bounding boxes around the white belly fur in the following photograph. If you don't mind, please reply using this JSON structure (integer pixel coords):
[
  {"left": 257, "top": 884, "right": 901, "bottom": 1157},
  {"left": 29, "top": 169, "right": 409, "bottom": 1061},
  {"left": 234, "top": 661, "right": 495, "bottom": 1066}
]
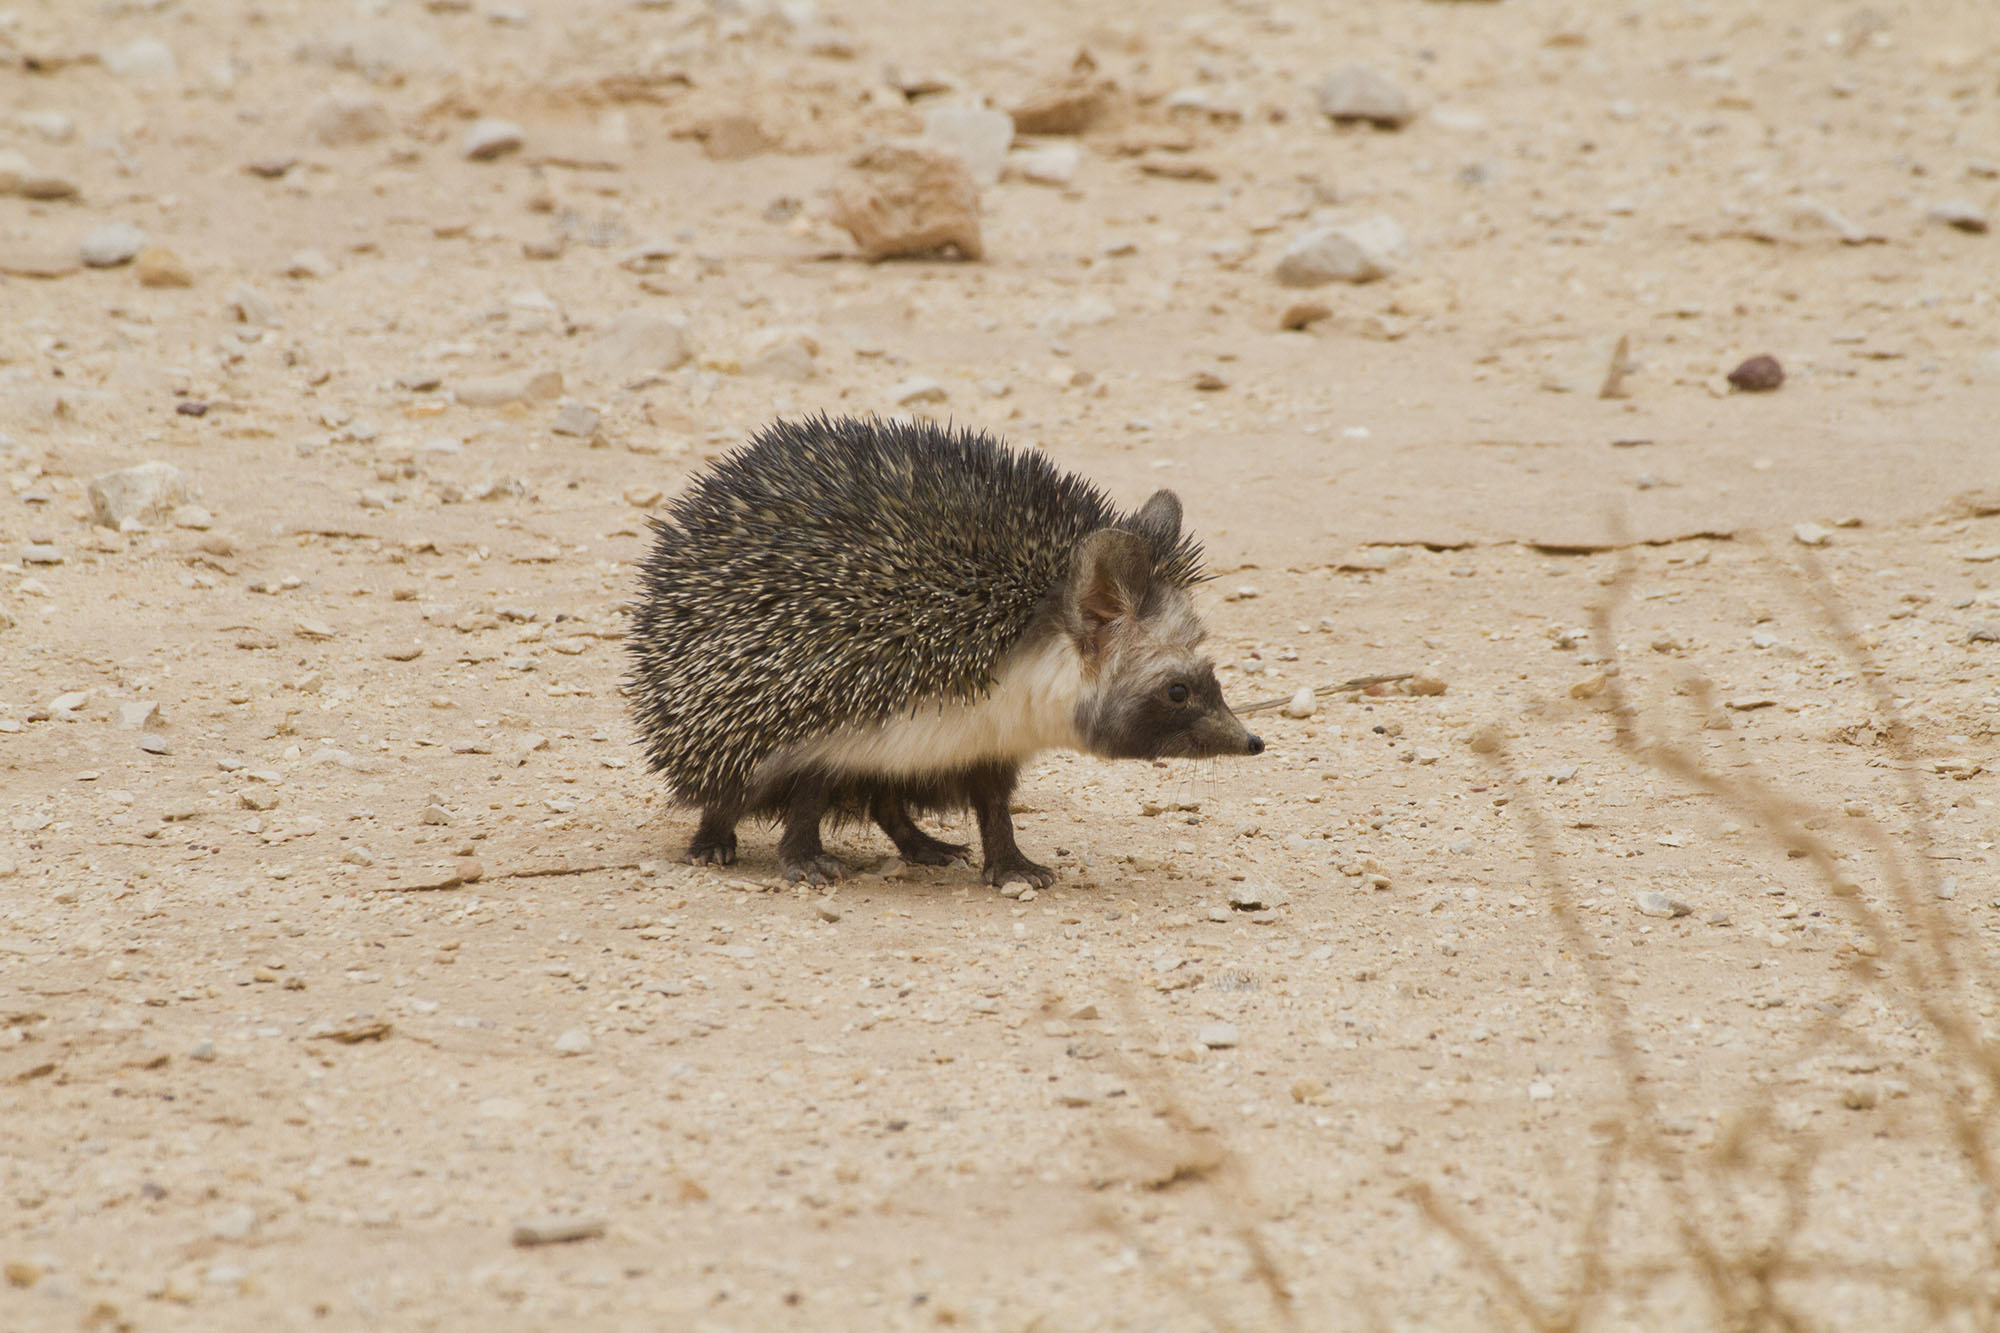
[{"left": 778, "top": 633, "right": 1086, "bottom": 779}]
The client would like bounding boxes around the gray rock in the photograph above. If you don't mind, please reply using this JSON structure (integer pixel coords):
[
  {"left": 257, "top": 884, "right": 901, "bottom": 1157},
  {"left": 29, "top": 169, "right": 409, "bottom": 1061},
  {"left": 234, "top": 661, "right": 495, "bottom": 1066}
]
[
  {"left": 1929, "top": 199, "right": 1990, "bottom": 234},
  {"left": 1636, "top": 891, "right": 1692, "bottom": 919},
  {"left": 922, "top": 106, "right": 1015, "bottom": 187},
  {"left": 307, "top": 93, "right": 394, "bottom": 147},
  {"left": 88, "top": 461, "right": 191, "bottom": 528},
  {"left": 1274, "top": 216, "right": 1406, "bottom": 287},
  {"left": 80, "top": 222, "right": 148, "bottom": 269},
  {"left": 1316, "top": 66, "right": 1414, "bottom": 129},
  {"left": 588, "top": 312, "right": 691, "bottom": 381},
  {"left": 117, "top": 701, "right": 160, "bottom": 730},
  {"left": 551, "top": 402, "right": 602, "bottom": 438},
  {"left": 463, "top": 118, "right": 524, "bottom": 162}
]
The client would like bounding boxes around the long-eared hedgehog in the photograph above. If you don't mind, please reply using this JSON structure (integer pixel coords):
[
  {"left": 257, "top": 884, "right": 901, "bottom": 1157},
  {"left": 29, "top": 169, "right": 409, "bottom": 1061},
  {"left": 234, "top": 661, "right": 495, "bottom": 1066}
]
[{"left": 627, "top": 413, "right": 1263, "bottom": 888}]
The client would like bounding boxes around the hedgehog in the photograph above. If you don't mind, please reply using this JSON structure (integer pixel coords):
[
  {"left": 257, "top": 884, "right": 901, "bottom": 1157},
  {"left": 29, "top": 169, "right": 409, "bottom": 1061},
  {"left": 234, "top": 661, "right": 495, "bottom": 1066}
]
[{"left": 627, "top": 413, "right": 1264, "bottom": 888}]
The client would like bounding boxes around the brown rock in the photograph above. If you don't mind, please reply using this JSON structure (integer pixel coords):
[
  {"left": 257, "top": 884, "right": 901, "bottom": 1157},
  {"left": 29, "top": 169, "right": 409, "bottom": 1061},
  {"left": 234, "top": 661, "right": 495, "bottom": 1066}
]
[
  {"left": 1727, "top": 354, "right": 1784, "bottom": 393},
  {"left": 827, "top": 143, "right": 983, "bottom": 262},
  {"left": 1010, "top": 79, "right": 1113, "bottom": 136},
  {"left": 1280, "top": 301, "right": 1333, "bottom": 330},
  {"left": 135, "top": 247, "right": 193, "bottom": 288},
  {"left": 699, "top": 114, "right": 772, "bottom": 162}
]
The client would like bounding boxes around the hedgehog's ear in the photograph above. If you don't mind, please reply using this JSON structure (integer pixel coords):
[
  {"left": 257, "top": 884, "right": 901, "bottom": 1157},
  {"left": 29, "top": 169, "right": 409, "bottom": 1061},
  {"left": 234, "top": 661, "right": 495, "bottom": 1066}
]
[
  {"left": 1132, "top": 489, "right": 1182, "bottom": 549},
  {"left": 1069, "top": 528, "right": 1153, "bottom": 655}
]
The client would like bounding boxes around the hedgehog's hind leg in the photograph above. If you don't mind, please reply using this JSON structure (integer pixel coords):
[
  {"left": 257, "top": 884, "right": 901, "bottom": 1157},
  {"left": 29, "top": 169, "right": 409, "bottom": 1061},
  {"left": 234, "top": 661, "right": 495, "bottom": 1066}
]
[
  {"left": 778, "top": 776, "right": 847, "bottom": 886},
  {"left": 871, "top": 791, "right": 971, "bottom": 867},
  {"left": 968, "top": 762, "right": 1054, "bottom": 891},
  {"left": 688, "top": 799, "right": 741, "bottom": 866}
]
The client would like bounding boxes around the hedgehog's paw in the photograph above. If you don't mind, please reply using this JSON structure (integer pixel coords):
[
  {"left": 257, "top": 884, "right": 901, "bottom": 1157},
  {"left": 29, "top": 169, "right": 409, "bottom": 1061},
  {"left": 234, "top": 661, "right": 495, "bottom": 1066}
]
[
  {"left": 687, "top": 833, "right": 737, "bottom": 867},
  {"left": 893, "top": 833, "right": 972, "bottom": 868},
  {"left": 783, "top": 853, "right": 848, "bottom": 887},
  {"left": 983, "top": 856, "right": 1055, "bottom": 892}
]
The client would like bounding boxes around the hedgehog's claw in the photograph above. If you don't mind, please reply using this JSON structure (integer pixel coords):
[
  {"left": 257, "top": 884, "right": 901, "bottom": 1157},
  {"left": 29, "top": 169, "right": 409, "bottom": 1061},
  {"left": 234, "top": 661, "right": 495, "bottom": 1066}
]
[
  {"left": 783, "top": 853, "right": 849, "bottom": 886},
  {"left": 983, "top": 856, "right": 1055, "bottom": 891},
  {"left": 687, "top": 835, "right": 737, "bottom": 867}
]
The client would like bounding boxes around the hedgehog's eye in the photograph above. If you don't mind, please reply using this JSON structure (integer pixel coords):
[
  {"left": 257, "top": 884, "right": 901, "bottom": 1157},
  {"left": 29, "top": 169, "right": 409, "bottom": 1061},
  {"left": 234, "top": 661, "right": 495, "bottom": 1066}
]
[{"left": 1167, "top": 682, "right": 1190, "bottom": 705}]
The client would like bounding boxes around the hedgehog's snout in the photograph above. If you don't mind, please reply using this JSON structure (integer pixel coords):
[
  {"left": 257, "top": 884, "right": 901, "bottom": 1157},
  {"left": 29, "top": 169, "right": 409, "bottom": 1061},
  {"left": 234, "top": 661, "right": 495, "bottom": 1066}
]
[{"left": 1244, "top": 733, "right": 1265, "bottom": 756}]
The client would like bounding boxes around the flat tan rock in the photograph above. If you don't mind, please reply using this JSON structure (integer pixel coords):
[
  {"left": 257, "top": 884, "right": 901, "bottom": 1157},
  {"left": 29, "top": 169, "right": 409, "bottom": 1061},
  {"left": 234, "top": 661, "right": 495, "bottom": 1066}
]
[{"left": 827, "top": 142, "right": 983, "bottom": 262}]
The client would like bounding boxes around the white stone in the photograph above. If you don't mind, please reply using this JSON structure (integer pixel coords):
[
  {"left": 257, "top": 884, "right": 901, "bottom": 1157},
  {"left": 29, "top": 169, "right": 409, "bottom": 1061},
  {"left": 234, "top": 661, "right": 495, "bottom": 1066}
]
[
  {"left": 88, "top": 462, "right": 191, "bottom": 528},
  {"left": 463, "top": 118, "right": 524, "bottom": 161},
  {"left": 922, "top": 106, "right": 1015, "bottom": 186},
  {"left": 80, "top": 223, "right": 148, "bottom": 269},
  {"left": 553, "top": 1028, "right": 593, "bottom": 1055},
  {"left": 892, "top": 376, "right": 947, "bottom": 405},
  {"left": 1315, "top": 66, "right": 1413, "bottom": 128},
  {"left": 1198, "top": 1023, "right": 1239, "bottom": 1049},
  {"left": 1009, "top": 142, "right": 1081, "bottom": 186},
  {"left": 1274, "top": 216, "right": 1406, "bottom": 287},
  {"left": 117, "top": 701, "right": 160, "bottom": 731},
  {"left": 1281, "top": 686, "right": 1318, "bottom": 719}
]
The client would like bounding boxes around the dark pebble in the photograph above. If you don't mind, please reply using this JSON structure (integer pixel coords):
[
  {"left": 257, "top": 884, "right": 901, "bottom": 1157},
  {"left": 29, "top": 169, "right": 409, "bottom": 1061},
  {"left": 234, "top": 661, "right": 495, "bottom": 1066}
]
[
  {"left": 1727, "top": 355, "right": 1784, "bottom": 392},
  {"left": 175, "top": 400, "right": 209, "bottom": 417}
]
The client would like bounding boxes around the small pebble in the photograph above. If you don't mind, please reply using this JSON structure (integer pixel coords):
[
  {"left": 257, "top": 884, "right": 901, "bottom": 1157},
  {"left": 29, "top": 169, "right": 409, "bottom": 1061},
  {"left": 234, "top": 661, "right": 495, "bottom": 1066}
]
[
  {"left": 1727, "top": 355, "right": 1784, "bottom": 392},
  {"left": 1792, "top": 522, "right": 1832, "bottom": 547},
  {"left": 1927, "top": 200, "right": 1989, "bottom": 234},
  {"left": 80, "top": 222, "right": 147, "bottom": 268},
  {"left": 1198, "top": 1022, "right": 1239, "bottom": 1049},
  {"left": 1315, "top": 66, "right": 1415, "bottom": 129},
  {"left": 1281, "top": 686, "right": 1317, "bottom": 719},
  {"left": 1280, "top": 301, "right": 1332, "bottom": 330},
  {"left": 463, "top": 118, "right": 525, "bottom": 161},
  {"left": 135, "top": 247, "right": 193, "bottom": 288},
  {"left": 892, "top": 376, "right": 948, "bottom": 405},
  {"left": 511, "top": 1216, "right": 606, "bottom": 1246},
  {"left": 1636, "top": 891, "right": 1692, "bottom": 919},
  {"left": 553, "top": 1027, "right": 593, "bottom": 1055}
]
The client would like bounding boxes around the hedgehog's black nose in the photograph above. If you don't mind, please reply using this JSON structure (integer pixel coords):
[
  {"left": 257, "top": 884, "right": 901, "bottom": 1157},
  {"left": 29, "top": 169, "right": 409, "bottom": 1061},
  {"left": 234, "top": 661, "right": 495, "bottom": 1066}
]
[{"left": 1244, "top": 733, "right": 1265, "bottom": 756}]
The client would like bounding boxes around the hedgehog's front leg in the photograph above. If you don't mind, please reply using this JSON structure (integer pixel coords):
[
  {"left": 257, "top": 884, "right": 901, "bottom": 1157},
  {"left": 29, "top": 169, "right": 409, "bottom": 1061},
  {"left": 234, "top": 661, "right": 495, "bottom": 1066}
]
[
  {"left": 688, "top": 799, "right": 741, "bottom": 866},
  {"left": 968, "top": 763, "right": 1054, "bottom": 891},
  {"left": 778, "top": 777, "right": 847, "bottom": 885}
]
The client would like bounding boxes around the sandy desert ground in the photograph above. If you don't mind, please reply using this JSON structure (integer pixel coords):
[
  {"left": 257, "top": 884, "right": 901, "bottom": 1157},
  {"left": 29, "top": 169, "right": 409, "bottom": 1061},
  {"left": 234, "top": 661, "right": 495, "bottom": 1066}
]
[{"left": 4, "top": 0, "right": 2000, "bottom": 1329}]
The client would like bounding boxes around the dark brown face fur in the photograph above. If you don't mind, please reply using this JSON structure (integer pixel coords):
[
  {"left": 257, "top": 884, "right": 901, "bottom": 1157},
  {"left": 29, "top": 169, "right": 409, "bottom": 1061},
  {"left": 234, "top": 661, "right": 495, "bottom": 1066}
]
[
  {"left": 1060, "top": 513, "right": 1262, "bottom": 763},
  {"left": 1078, "top": 656, "right": 1262, "bottom": 760}
]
